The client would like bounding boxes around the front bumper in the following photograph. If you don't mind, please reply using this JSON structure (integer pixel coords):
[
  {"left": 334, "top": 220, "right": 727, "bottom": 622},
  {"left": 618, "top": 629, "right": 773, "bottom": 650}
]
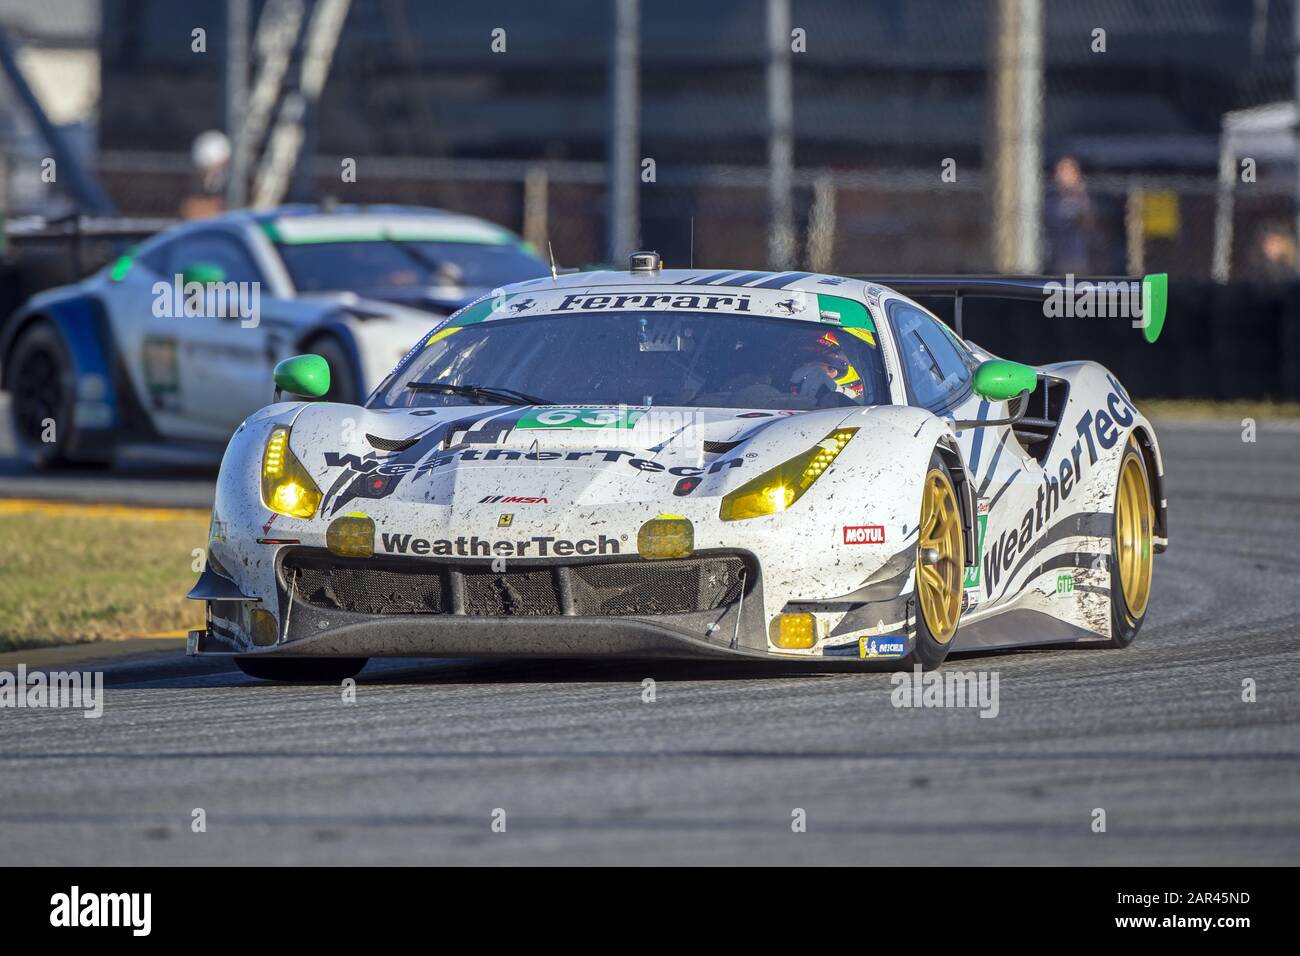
[
  {"left": 188, "top": 545, "right": 913, "bottom": 666},
  {"left": 191, "top": 547, "right": 783, "bottom": 660}
]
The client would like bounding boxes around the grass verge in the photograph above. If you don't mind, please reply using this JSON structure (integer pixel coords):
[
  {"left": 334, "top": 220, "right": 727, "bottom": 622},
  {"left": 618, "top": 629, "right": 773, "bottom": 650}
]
[
  {"left": 1141, "top": 399, "right": 1300, "bottom": 420},
  {"left": 0, "top": 500, "right": 207, "bottom": 652}
]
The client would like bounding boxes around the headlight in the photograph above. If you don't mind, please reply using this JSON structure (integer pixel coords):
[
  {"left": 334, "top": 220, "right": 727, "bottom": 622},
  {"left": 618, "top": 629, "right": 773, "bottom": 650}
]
[
  {"left": 261, "top": 427, "right": 322, "bottom": 519},
  {"left": 719, "top": 427, "right": 857, "bottom": 521}
]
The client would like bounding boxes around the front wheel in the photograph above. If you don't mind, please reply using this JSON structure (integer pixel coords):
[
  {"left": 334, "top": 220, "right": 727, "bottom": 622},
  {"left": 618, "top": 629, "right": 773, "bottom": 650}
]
[
  {"left": 235, "top": 656, "right": 368, "bottom": 682},
  {"left": 6, "top": 321, "right": 83, "bottom": 468},
  {"left": 910, "top": 452, "right": 966, "bottom": 670},
  {"left": 1102, "top": 437, "right": 1155, "bottom": 648}
]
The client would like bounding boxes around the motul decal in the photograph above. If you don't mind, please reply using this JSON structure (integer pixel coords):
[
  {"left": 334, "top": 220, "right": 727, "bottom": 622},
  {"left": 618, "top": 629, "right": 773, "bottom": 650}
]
[{"left": 843, "top": 525, "right": 885, "bottom": 545}]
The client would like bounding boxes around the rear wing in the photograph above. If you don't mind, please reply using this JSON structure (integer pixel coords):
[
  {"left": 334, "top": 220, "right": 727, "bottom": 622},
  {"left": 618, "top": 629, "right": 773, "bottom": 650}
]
[{"left": 852, "top": 274, "right": 1168, "bottom": 344}]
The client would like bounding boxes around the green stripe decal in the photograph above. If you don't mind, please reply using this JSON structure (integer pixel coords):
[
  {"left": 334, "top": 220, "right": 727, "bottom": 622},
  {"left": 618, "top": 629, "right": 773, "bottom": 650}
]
[
  {"left": 816, "top": 294, "right": 875, "bottom": 331},
  {"left": 516, "top": 406, "right": 647, "bottom": 430}
]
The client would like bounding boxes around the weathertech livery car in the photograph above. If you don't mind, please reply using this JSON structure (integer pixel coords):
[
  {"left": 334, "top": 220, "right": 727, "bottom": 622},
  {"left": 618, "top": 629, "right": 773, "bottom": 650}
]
[
  {"left": 1, "top": 205, "right": 547, "bottom": 467},
  {"left": 187, "top": 253, "right": 1169, "bottom": 680}
]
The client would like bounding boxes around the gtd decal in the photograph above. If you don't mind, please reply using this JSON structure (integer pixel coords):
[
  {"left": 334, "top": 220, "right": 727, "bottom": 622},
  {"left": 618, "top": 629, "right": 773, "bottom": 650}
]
[{"left": 843, "top": 525, "right": 885, "bottom": 544}]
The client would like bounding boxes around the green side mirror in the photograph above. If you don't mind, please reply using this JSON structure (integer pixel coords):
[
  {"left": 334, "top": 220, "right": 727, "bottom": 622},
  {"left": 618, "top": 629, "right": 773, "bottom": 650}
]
[
  {"left": 274, "top": 354, "right": 331, "bottom": 399},
  {"left": 972, "top": 359, "right": 1037, "bottom": 402},
  {"left": 181, "top": 261, "right": 226, "bottom": 285}
]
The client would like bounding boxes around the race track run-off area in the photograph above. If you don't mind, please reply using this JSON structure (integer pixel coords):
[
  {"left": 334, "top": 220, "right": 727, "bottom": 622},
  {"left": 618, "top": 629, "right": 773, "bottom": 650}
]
[{"left": 0, "top": 420, "right": 1297, "bottom": 865}]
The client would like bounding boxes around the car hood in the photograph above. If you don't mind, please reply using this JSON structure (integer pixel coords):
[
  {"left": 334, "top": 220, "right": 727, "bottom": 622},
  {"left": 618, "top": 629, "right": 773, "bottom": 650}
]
[
  {"left": 294, "top": 290, "right": 455, "bottom": 323},
  {"left": 361, "top": 286, "right": 488, "bottom": 315},
  {"left": 296, "top": 285, "right": 497, "bottom": 317},
  {"left": 285, "top": 402, "right": 857, "bottom": 525}
]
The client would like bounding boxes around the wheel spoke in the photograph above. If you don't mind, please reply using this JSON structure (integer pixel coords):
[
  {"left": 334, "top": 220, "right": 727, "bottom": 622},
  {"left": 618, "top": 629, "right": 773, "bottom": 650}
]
[{"left": 920, "top": 563, "right": 944, "bottom": 595}]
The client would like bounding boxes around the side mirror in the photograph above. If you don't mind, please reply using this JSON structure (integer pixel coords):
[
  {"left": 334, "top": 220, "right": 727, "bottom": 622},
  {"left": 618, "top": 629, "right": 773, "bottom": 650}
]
[
  {"left": 972, "top": 359, "right": 1037, "bottom": 402},
  {"left": 180, "top": 262, "right": 226, "bottom": 285},
  {"left": 273, "top": 354, "right": 331, "bottom": 400},
  {"left": 953, "top": 360, "right": 1037, "bottom": 429}
]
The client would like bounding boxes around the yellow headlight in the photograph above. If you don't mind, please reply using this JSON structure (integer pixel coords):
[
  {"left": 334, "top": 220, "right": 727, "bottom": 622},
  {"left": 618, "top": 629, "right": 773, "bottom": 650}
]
[
  {"left": 261, "top": 427, "right": 322, "bottom": 519},
  {"left": 638, "top": 515, "right": 694, "bottom": 559},
  {"left": 719, "top": 428, "right": 857, "bottom": 521},
  {"left": 263, "top": 428, "right": 288, "bottom": 478}
]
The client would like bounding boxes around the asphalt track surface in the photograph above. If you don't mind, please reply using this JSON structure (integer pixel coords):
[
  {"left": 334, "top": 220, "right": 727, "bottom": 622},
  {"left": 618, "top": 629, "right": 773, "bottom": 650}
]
[{"left": 0, "top": 418, "right": 1297, "bottom": 865}]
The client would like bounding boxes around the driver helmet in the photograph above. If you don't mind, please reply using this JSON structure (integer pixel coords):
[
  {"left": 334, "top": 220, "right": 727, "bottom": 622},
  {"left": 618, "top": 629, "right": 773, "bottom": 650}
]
[{"left": 790, "top": 330, "right": 863, "bottom": 399}]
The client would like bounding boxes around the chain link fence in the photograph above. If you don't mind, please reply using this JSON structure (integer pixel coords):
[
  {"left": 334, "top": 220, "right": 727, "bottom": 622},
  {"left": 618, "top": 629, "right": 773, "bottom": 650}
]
[{"left": 95, "top": 148, "right": 1282, "bottom": 279}]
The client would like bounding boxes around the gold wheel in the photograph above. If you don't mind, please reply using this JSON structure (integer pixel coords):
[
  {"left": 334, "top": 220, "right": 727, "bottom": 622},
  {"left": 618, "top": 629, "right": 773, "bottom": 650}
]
[
  {"left": 1115, "top": 449, "right": 1154, "bottom": 619},
  {"left": 917, "top": 467, "right": 964, "bottom": 644}
]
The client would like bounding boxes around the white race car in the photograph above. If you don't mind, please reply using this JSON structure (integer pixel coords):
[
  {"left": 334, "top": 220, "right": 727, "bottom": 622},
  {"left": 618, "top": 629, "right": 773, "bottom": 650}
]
[
  {"left": 188, "top": 254, "right": 1169, "bottom": 681},
  {"left": 1, "top": 205, "right": 547, "bottom": 466}
]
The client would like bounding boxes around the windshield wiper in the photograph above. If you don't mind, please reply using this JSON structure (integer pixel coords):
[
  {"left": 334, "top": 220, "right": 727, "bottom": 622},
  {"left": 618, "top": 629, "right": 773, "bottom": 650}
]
[{"left": 406, "top": 382, "right": 554, "bottom": 406}]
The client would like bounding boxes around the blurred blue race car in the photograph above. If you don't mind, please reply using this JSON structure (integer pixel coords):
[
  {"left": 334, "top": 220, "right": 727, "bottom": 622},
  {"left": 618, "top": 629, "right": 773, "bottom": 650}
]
[{"left": 0, "top": 204, "right": 548, "bottom": 467}]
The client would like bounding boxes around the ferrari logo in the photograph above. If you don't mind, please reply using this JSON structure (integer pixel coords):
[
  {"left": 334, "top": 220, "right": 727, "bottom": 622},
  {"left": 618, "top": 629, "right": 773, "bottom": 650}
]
[{"left": 498, "top": 514, "right": 513, "bottom": 527}]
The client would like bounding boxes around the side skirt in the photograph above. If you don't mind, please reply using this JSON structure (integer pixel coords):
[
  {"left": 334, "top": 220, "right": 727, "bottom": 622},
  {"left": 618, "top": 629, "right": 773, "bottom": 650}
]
[{"left": 950, "top": 607, "right": 1108, "bottom": 653}]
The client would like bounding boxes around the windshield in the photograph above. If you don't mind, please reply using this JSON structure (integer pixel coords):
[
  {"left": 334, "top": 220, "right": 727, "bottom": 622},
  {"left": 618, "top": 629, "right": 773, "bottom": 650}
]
[
  {"left": 277, "top": 240, "right": 548, "bottom": 293},
  {"left": 372, "top": 311, "right": 890, "bottom": 411}
]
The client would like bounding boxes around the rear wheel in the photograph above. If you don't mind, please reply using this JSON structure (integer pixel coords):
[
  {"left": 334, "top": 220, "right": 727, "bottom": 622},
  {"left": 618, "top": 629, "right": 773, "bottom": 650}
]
[
  {"left": 911, "top": 453, "right": 965, "bottom": 670},
  {"left": 1103, "top": 438, "right": 1155, "bottom": 647},
  {"left": 235, "top": 656, "right": 368, "bottom": 682}
]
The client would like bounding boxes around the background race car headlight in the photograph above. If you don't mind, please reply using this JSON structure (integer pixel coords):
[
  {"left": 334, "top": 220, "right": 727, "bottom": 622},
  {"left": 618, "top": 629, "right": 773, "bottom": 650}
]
[
  {"left": 719, "top": 427, "right": 857, "bottom": 521},
  {"left": 261, "top": 427, "right": 322, "bottom": 519}
]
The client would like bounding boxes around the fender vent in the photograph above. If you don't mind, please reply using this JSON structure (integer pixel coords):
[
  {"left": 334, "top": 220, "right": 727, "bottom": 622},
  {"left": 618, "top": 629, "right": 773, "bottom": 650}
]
[
  {"left": 365, "top": 433, "right": 419, "bottom": 451},
  {"left": 702, "top": 439, "right": 742, "bottom": 454}
]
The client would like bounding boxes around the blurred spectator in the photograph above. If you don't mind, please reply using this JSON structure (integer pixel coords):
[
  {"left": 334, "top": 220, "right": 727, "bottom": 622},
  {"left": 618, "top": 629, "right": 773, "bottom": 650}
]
[
  {"left": 179, "top": 130, "right": 230, "bottom": 220},
  {"left": 1043, "top": 156, "right": 1095, "bottom": 274},
  {"left": 1247, "top": 223, "right": 1297, "bottom": 281}
]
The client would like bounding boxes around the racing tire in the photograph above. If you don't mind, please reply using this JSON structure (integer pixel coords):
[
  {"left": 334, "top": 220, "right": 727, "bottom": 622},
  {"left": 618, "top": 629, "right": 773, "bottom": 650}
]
[
  {"left": 910, "top": 452, "right": 966, "bottom": 670},
  {"left": 235, "top": 656, "right": 368, "bottom": 682},
  {"left": 307, "top": 335, "right": 360, "bottom": 405},
  {"left": 1101, "top": 437, "right": 1155, "bottom": 648},
  {"left": 5, "top": 320, "right": 91, "bottom": 469}
]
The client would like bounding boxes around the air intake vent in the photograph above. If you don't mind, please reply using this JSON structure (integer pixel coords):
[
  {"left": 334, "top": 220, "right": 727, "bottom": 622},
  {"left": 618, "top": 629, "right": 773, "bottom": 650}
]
[
  {"left": 282, "top": 551, "right": 751, "bottom": 618},
  {"left": 366, "top": 433, "right": 419, "bottom": 452},
  {"left": 702, "top": 439, "right": 742, "bottom": 454}
]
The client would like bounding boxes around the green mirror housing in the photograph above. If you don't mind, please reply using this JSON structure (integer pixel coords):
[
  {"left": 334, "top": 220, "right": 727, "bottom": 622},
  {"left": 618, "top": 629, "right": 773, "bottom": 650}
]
[
  {"left": 181, "top": 261, "right": 226, "bottom": 285},
  {"left": 273, "top": 354, "right": 331, "bottom": 399},
  {"left": 972, "top": 359, "right": 1037, "bottom": 402}
]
